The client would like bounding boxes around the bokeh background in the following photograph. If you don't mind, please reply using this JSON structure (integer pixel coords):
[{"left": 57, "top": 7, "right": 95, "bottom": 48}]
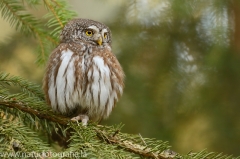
[{"left": 1, "top": 0, "right": 240, "bottom": 156}]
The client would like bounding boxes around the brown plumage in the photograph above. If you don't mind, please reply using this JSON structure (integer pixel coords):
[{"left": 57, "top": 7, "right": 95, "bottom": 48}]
[{"left": 43, "top": 19, "right": 124, "bottom": 125}]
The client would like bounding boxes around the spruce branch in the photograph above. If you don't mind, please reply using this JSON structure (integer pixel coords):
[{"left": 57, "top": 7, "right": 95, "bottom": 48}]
[
  {"left": 0, "top": 99, "right": 174, "bottom": 158},
  {"left": 35, "top": 33, "right": 46, "bottom": 64},
  {"left": 43, "top": 0, "right": 63, "bottom": 28},
  {"left": 0, "top": 83, "right": 239, "bottom": 158},
  {"left": 43, "top": 0, "right": 77, "bottom": 38},
  {"left": 23, "top": 0, "right": 40, "bottom": 7},
  {"left": 0, "top": 0, "right": 38, "bottom": 34},
  {"left": 0, "top": 101, "right": 68, "bottom": 125},
  {"left": 0, "top": 119, "right": 53, "bottom": 154},
  {"left": 0, "top": 0, "right": 56, "bottom": 42},
  {"left": 0, "top": 72, "right": 44, "bottom": 99},
  {"left": 0, "top": 0, "right": 76, "bottom": 65},
  {"left": 95, "top": 127, "right": 172, "bottom": 159},
  {"left": 0, "top": 0, "right": 58, "bottom": 65}
]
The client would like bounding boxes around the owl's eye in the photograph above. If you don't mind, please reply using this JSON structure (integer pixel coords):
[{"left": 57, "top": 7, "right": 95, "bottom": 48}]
[
  {"left": 85, "top": 30, "right": 93, "bottom": 36},
  {"left": 104, "top": 33, "right": 107, "bottom": 39}
]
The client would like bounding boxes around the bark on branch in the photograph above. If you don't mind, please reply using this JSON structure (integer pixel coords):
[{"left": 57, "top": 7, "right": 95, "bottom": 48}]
[{"left": 0, "top": 101, "right": 176, "bottom": 159}]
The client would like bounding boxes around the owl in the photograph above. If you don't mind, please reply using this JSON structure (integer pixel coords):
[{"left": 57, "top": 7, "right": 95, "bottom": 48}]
[{"left": 43, "top": 18, "right": 124, "bottom": 125}]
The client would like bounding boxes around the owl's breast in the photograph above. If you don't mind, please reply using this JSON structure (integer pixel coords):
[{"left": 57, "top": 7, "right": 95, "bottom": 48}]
[
  {"left": 80, "top": 53, "right": 116, "bottom": 121},
  {"left": 44, "top": 43, "right": 123, "bottom": 121}
]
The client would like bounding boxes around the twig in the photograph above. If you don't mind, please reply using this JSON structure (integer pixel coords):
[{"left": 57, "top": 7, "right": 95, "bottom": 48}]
[
  {"left": 2, "top": 0, "right": 58, "bottom": 45},
  {"left": 0, "top": 101, "right": 175, "bottom": 159},
  {"left": 112, "top": 129, "right": 119, "bottom": 137},
  {"left": 96, "top": 129, "right": 172, "bottom": 159},
  {"left": 0, "top": 101, "right": 69, "bottom": 125},
  {"left": 43, "top": 0, "right": 64, "bottom": 28}
]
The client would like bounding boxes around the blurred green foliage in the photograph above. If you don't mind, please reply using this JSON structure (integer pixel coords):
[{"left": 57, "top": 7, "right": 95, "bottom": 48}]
[{"left": 1, "top": 0, "right": 240, "bottom": 156}]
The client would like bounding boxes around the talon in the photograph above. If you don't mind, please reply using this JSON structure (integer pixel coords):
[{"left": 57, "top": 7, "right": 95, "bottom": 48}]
[{"left": 71, "top": 115, "right": 89, "bottom": 126}]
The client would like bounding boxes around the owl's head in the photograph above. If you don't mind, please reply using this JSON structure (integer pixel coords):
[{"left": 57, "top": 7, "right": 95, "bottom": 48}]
[{"left": 60, "top": 18, "right": 112, "bottom": 46}]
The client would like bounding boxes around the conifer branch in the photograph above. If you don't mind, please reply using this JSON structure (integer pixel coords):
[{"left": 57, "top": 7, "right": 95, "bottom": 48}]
[
  {"left": 0, "top": 0, "right": 57, "bottom": 43},
  {"left": 0, "top": 99, "right": 174, "bottom": 159},
  {"left": 95, "top": 129, "right": 174, "bottom": 159},
  {"left": 0, "top": 85, "right": 239, "bottom": 158},
  {"left": 0, "top": 0, "right": 58, "bottom": 65},
  {"left": 43, "top": 0, "right": 63, "bottom": 28},
  {"left": 0, "top": 101, "right": 69, "bottom": 125},
  {"left": 1, "top": 0, "right": 37, "bottom": 34},
  {"left": 1, "top": 99, "right": 238, "bottom": 159},
  {"left": 43, "top": 0, "right": 77, "bottom": 38},
  {"left": 36, "top": 33, "right": 46, "bottom": 64},
  {"left": 0, "top": 73, "right": 44, "bottom": 99},
  {"left": 0, "top": 0, "right": 76, "bottom": 65},
  {"left": 0, "top": 119, "right": 53, "bottom": 153}
]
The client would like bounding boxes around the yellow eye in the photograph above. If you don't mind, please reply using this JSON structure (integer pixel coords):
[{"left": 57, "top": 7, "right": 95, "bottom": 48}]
[
  {"left": 86, "top": 30, "right": 93, "bottom": 36},
  {"left": 104, "top": 33, "right": 107, "bottom": 39}
]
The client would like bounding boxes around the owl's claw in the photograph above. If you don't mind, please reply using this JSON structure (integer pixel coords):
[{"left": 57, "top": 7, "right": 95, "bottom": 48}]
[{"left": 71, "top": 114, "right": 89, "bottom": 126}]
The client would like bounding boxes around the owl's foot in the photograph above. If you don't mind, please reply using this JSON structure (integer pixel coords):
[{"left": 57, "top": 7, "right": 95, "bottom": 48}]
[{"left": 71, "top": 114, "right": 89, "bottom": 126}]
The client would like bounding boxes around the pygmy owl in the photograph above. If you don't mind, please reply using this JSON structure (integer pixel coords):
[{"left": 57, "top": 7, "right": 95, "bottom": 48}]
[{"left": 43, "top": 18, "right": 124, "bottom": 125}]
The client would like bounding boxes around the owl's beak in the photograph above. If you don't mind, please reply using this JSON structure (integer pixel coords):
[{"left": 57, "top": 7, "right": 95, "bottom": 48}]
[{"left": 97, "top": 37, "right": 102, "bottom": 45}]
